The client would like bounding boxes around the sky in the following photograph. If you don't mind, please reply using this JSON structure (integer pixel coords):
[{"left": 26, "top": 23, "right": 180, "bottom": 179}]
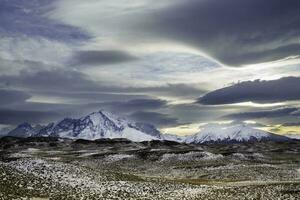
[{"left": 1, "top": 0, "right": 300, "bottom": 135}]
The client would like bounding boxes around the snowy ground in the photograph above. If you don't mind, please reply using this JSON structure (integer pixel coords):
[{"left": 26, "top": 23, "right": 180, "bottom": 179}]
[{"left": 0, "top": 138, "right": 299, "bottom": 199}]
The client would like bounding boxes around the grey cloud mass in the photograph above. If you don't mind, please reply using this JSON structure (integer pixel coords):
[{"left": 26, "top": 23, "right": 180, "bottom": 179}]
[
  {"left": 141, "top": 0, "right": 300, "bottom": 66},
  {"left": 0, "top": 98, "right": 170, "bottom": 126},
  {"left": 198, "top": 77, "right": 300, "bottom": 105},
  {"left": 0, "top": 0, "right": 89, "bottom": 41},
  {"left": 223, "top": 107, "right": 299, "bottom": 120},
  {"left": 1, "top": 0, "right": 300, "bottom": 134},
  {"left": 0, "top": 89, "right": 31, "bottom": 105},
  {"left": 282, "top": 122, "right": 300, "bottom": 126},
  {"left": 129, "top": 111, "right": 179, "bottom": 128},
  {"left": 79, "top": 99, "right": 168, "bottom": 116},
  {"left": 0, "top": 68, "right": 204, "bottom": 101},
  {"left": 0, "top": 109, "right": 60, "bottom": 125},
  {"left": 72, "top": 50, "right": 137, "bottom": 66},
  {"left": 102, "top": 99, "right": 168, "bottom": 113},
  {"left": 0, "top": 69, "right": 100, "bottom": 92}
]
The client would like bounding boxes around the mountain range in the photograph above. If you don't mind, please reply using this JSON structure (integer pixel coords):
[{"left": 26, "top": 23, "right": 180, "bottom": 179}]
[
  {"left": 7, "top": 111, "right": 161, "bottom": 142},
  {"left": 2, "top": 110, "right": 294, "bottom": 143},
  {"left": 184, "top": 124, "right": 290, "bottom": 144}
]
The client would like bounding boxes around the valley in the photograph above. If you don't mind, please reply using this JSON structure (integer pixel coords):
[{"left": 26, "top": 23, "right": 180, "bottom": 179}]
[{"left": 0, "top": 137, "right": 299, "bottom": 199}]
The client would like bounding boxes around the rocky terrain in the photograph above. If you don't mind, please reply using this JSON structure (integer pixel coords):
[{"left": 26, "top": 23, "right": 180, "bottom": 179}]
[{"left": 0, "top": 137, "right": 299, "bottom": 199}]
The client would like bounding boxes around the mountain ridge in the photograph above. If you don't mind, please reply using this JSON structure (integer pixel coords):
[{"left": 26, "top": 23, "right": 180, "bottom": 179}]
[
  {"left": 8, "top": 110, "right": 161, "bottom": 142},
  {"left": 5, "top": 110, "right": 292, "bottom": 143}
]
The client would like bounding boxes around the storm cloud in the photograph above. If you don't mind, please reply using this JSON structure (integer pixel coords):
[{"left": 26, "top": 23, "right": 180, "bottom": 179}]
[
  {"left": 0, "top": 0, "right": 89, "bottom": 41},
  {"left": 1, "top": 0, "right": 300, "bottom": 134},
  {"left": 0, "top": 109, "right": 60, "bottom": 125},
  {"left": 0, "top": 68, "right": 100, "bottom": 92},
  {"left": 223, "top": 107, "right": 299, "bottom": 120},
  {"left": 78, "top": 98, "right": 168, "bottom": 116},
  {"left": 129, "top": 111, "right": 179, "bottom": 128},
  {"left": 142, "top": 0, "right": 300, "bottom": 66},
  {"left": 102, "top": 99, "right": 167, "bottom": 112},
  {"left": 72, "top": 50, "right": 137, "bottom": 66},
  {"left": 198, "top": 77, "right": 300, "bottom": 105},
  {"left": 282, "top": 122, "right": 300, "bottom": 126},
  {"left": 0, "top": 89, "right": 31, "bottom": 105},
  {"left": 0, "top": 68, "right": 204, "bottom": 101}
]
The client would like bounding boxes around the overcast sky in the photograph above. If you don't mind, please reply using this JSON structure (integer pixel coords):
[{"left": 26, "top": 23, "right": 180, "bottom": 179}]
[{"left": 1, "top": 0, "right": 300, "bottom": 135}]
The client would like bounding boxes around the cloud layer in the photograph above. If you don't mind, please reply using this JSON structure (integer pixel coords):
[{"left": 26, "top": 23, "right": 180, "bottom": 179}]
[
  {"left": 223, "top": 107, "right": 299, "bottom": 120},
  {"left": 72, "top": 50, "right": 137, "bottom": 66},
  {"left": 142, "top": 0, "right": 300, "bottom": 66},
  {"left": 0, "top": 0, "right": 89, "bottom": 41},
  {"left": 199, "top": 77, "right": 300, "bottom": 105},
  {"left": 1, "top": 0, "right": 300, "bottom": 135},
  {"left": 0, "top": 89, "right": 31, "bottom": 105}
]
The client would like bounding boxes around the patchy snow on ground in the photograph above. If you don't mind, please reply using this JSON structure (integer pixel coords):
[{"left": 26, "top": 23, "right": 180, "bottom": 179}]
[
  {"left": 9, "top": 153, "right": 32, "bottom": 158},
  {"left": 160, "top": 151, "right": 223, "bottom": 162},
  {"left": 103, "top": 154, "right": 135, "bottom": 162},
  {"left": 1, "top": 158, "right": 215, "bottom": 199}
]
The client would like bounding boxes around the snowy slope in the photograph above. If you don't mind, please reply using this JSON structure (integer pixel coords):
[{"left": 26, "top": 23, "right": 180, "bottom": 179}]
[
  {"left": 8, "top": 110, "right": 292, "bottom": 143},
  {"left": 36, "top": 110, "right": 162, "bottom": 142},
  {"left": 284, "top": 134, "right": 300, "bottom": 140},
  {"left": 162, "top": 134, "right": 186, "bottom": 143},
  {"left": 8, "top": 123, "right": 42, "bottom": 138},
  {"left": 185, "top": 124, "right": 289, "bottom": 144},
  {"left": 0, "top": 126, "right": 13, "bottom": 137}
]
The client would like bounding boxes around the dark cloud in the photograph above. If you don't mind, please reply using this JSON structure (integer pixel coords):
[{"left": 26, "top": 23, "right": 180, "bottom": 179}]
[
  {"left": 222, "top": 107, "right": 299, "bottom": 120},
  {"left": 10, "top": 102, "right": 76, "bottom": 113},
  {"left": 0, "top": 68, "right": 204, "bottom": 101},
  {"left": 70, "top": 98, "right": 168, "bottom": 117},
  {"left": 72, "top": 50, "right": 137, "bottom": 66},
  {"left": 0, "top": 68, "right": 209, "bottom": 127},
  {"left": 0, "top": 68, "right": 173, "bottom": 124},
  {"left": 36, "top": 91, "right": 149, "bottom": 103},
  {"left": 198, "top": 77, "right": 300, "bottom": 105},
  {"left": 0, "top": 68, "right": 100, "bottom": 92},
  {"left": 141, "top": 0, "right": 300, "bottom": 66},
  {"left": 0, "top": 0, "right": 89, "bottom": 41},
  {"left": 0, "top": 99, "right": 171, "bottom": 126},
  {"left": 0, "top": 89, "right": 31, "bottom": 105},
  {"left": 282, "top": 122, "right": 300, "bottom": 126},
  {"left": 167, "top": 103, "right": 228, "bottom": 124},
  {"left": 134, "top": 83, "right": 206, "bottom": 99},
  {"left": 102, "top": 99, "right": 167, "bottom": 113},
  {"left": 129, "top": 111, "right": 179, "bottom": 128},
  {"left": 0, "top": 109, "right": 60, "bottom": 125}
]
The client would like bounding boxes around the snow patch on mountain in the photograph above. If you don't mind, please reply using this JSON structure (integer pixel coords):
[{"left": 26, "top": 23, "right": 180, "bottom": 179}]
[
  {"left": 284, "top": 134, "right": 300, "bottom": 140},
  {"left": 0, "top": 126, "right": 13, "bottom": 137},
  {"left": 160, "top": 151, "right": 223, "bottom": 162},
  {"left": 8, "top": 123, "right": 43, "bottom": 138},
  {"left": 10, "top": 110, "right": 162, "bottom": 142},
  {"left": 185, "top": 124, "right": 289, "bottom": 144},
  {"left": 6, "top": 111, "right": 291, "bottom": 144}
]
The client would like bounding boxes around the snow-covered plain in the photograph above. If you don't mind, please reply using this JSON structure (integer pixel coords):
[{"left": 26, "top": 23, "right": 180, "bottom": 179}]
[{"left": 0, "top": 137, "right": 299, "bottom": 199}]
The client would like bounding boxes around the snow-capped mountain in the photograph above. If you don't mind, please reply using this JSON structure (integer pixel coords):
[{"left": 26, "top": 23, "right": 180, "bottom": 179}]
[
  {"left": 185, "top": 124, "right": 290, "bottom": 144},
  {"left": 28, "top": 110, "right": 161, "bottom": 142},
  {"left": 0, "top": 126, "right": 13, "bottom": 137},
  {"left": 8, "top": 123, "right": 43, "bottom": 138},
  {"left": 7, "top": 111, "right": 292, "bottom": 143},
  {"left": 284, "top": 134, "right": 300, "bottom": 140}
]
